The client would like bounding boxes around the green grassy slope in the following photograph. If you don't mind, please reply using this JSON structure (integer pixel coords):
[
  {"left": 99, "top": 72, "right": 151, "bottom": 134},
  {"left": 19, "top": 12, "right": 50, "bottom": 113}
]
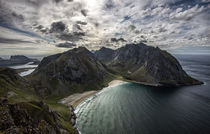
[{"left": 0, "top": 67, "right": 76, "bottom": 134}]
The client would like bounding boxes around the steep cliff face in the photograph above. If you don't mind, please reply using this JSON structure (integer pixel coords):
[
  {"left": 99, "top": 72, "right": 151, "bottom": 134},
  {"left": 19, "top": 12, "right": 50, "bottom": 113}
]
[
  {"left": 94, "top": 47, "right": 115, "bottom": 64},
  {"left": 95, "top": 43, "right": 202, "bottom": 86},
  {"left": 29, "top": 47, "right": 113, "bottom": 97}
]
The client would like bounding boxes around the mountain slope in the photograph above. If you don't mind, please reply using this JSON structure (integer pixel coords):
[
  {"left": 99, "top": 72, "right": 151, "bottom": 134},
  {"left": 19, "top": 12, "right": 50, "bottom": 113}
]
[
  {"left": 0, "top": 67, "right": 38, "bottom": 101},
  {"left": 29, "top": 47, "right": 114, "bottom": 98},
  {"left": 0, "top": 68, "right": 78, "bottom": 134},
  {"left": 95, "top": 43, "right": 202, "bottom": 86}
]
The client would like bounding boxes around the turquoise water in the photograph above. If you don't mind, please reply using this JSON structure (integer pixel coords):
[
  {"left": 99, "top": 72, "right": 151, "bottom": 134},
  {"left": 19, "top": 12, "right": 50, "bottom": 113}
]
[{"left": 76, "top": 54, "right": 210, "bottom": 134}]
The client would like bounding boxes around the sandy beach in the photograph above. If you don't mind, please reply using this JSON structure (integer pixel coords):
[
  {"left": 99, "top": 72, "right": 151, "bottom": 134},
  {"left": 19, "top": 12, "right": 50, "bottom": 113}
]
[{"left": 60, "top": 80, "right": 126, "bottom": 108}]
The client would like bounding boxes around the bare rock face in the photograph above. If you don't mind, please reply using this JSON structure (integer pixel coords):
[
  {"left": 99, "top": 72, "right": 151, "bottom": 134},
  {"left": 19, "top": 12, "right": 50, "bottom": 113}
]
[
  {"left": 0, "top": 99, "right": 64, "bottom": 134},
  {"left": 95, "top": 43, "right": 203, "bottom": 86},
  {"left": 30, "top": 47, "right": 112, "bottom": 97}
]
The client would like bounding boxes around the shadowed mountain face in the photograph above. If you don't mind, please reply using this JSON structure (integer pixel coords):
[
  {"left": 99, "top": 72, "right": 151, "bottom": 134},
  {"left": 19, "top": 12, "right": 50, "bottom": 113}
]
[
  {"left": 29, "top": 47, "right": 113, "bottom": 97},
  {"left": 29, "top": 43, "right": 202, "bottom": 97},
  {"left": 95, "top": 43, "right": 202, "bottom": 86}
]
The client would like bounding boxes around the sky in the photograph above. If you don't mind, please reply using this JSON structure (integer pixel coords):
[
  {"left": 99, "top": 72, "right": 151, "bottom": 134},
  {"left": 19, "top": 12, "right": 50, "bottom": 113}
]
[{"left": 0, "top": 0, "right": 210, "bottom": 56}]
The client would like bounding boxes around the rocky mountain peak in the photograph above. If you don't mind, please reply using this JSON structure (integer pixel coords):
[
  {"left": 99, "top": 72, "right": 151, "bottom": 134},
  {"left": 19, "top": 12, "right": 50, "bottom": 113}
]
[
  {"left": 95, "top": 43, "right": 203, "bottom": 86},
  {"left": 30, "top": 47, "right": 113, "bottom": 97}
]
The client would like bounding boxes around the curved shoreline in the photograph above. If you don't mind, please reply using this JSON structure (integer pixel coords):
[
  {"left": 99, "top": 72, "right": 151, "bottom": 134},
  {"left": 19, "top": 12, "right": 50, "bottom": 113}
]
[
  {"left": 60, "top": 80, "right": 127, "bottom": 108},
  {"left": 59, "top": 80, "right": 127, "bottom": 134}
]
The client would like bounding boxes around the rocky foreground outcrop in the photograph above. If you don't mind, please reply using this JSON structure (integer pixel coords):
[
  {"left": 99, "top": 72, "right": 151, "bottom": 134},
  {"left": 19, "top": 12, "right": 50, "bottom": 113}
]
[
  {"left": 95, "top": 43, "right": 203, "bottom": 86},
  {"left": 0, "top": 68, "right": 78, "bottom": 134},
  {"left": 0, "top": 98, "right": 78, "bottom": 134}
]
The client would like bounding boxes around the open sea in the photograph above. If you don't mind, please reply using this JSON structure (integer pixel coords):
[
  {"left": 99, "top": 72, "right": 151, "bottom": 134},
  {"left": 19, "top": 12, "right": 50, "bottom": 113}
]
[{"left": 75, "top": 54, "right": 210, "bottom": 134}]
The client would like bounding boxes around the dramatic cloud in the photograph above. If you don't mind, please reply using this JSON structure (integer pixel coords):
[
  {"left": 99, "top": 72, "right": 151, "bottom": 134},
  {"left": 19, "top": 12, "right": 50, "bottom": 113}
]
[
  {"left": 56, "top": 42, "right": 76, "bottom": 48},
  {"left": 0, "top": 37, "right": 33, "bottom": 44},
  {"left": 0, "top": 0, "right": 209, "bottom": 50},
  {"left": 50, "top": 21, "right": 67, "bottom": 33}
]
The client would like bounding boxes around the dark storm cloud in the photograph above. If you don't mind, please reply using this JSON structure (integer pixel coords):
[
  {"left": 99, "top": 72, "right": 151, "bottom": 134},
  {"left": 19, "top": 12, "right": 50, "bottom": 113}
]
[
  {"left": 73, "top": 32, "right": 85, "bottom": 36},
  {"left": 35, "top": 25, "right": 44, "bottom": 30},
  {"left": 11, "top": 12, "right": 24, "bottom": 21},
  {"left": 59, "top": 32, "right": 85, "bottom": 42},
  {"left": 50, "top": 21, "right": 66, "bottom": 33},
  {"left": 56, "top": 42, "right": 76, "bottom": 48},
  {"left": 111, "top": 38, "right": 126, "bottom": 42},
  {"left": 104, "top": 0, "right": 115, "bottom": 10},
  {"left": 0, "top": 37, "right": 33, "bottom": 44},
  {"left": 94, "top": 22, "right": 99, "bottom": 27},
  {"left": 158, "top": 27, "right": 167, "bottom": 33},
  {"left": 54, "top": 0, "right": 63, "bottom": 3},
  {"left": 128, "top": 25, "right": 136, "bottom": 31},
  {"left": 121, "top": 15, "right": 132, "bottom": 23},
  {"left": 74, "top": 24, "right": 83, "bottom": 31},
  {"left": 134, "top": 30, "right": 140, "bottom": 34},
  {"left": 81, "top": 9, "right": 88, "bottom": 17},
  {"left": 76, "top": 21, "right": 87, "bottom": 25}
]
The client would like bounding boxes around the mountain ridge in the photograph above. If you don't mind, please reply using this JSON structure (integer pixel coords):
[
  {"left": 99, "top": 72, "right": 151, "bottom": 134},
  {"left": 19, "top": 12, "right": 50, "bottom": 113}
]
[
  {"left": 29, "top": 47, "right": 114, "bottom": 98},
  {"left": 95, "top": 43, "right": 203, "bottom": 87}
]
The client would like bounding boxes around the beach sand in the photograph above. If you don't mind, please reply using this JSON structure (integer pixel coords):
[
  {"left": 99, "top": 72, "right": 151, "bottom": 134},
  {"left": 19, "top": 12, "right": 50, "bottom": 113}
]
[{"left": 60, "top": 80, "right": 126, "bottom": 108}]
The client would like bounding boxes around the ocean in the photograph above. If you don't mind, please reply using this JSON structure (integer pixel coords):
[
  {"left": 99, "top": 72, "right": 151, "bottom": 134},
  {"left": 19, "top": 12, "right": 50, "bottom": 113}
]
[{"left": 75, "top": 54, "right": 210, "bottom": 134}]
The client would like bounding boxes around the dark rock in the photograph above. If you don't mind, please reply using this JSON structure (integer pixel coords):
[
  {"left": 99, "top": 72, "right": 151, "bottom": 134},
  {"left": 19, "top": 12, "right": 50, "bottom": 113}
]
[
  {"left": 71, "top": 119, "right": 76, "bottom": 126},
  {"left": 95, "top": 43, "right": 203, "bottom": 86},
  {"left": 0, "top": 100, "right": 66, "bottom": 134},
  {"left": 30, "top": 47, "right": 112, "bottom": 97},
  {"left": 0, "top": 97, "right": 8, "bottom": 104}
]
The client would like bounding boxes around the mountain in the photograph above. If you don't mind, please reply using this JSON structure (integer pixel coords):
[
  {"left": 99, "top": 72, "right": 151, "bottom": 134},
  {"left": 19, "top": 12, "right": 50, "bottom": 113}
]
[
  {"left": 0, "top": 67, "right": 78, "bottom": 134},
  {"left": 95, "top": 43, "right": 203, "bottom": 86},
  {"left": 29, "top": 47, "right": 114, "bottom": 98},
  {"left": 0, "top": 55, "right": 40, "bottom": 67},
  {"left": 0, "top": 67, "right": 35, "bottom": 99}
]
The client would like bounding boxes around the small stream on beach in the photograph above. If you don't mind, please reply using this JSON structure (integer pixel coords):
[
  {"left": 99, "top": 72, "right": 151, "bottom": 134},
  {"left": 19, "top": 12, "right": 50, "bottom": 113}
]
[{"left": 75, "top": 54, "right": 210, "bottom": 134}]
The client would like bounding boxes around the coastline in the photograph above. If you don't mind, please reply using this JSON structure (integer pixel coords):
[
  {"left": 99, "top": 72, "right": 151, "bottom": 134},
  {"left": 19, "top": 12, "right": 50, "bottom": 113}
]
[
  {"left": 124, "top": 80, "right": 162, "bottom": 87},
  {"left": 60, "top": 80, "right": 127, "bottom": 108}
]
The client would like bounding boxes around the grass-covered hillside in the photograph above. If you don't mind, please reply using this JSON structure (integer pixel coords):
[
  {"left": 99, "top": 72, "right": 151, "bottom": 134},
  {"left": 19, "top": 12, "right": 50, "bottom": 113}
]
[{"left": 0, "top": 67, "right": 78, "bottom": 134}]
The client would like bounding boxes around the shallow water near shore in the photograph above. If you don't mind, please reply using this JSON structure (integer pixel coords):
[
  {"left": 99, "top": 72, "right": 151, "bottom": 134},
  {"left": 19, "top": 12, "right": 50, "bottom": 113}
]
[{"left": 76, "top": 54, "right": 210, "bottom": 134}]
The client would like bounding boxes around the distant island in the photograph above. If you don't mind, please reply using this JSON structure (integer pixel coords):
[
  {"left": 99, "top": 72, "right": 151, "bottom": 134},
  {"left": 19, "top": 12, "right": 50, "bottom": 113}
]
[
  {"left": 0, "top": 55, "right": 40, "bottom": 67},
  {"left": 0, "top": 43, "right": 203, "bottom": 134}
]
